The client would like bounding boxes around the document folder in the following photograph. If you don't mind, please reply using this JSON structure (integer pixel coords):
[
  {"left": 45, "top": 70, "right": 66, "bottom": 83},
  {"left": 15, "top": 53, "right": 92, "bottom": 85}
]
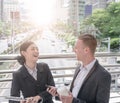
[{"left": 5, "top": 96, "right": 26, "bottom": 101}]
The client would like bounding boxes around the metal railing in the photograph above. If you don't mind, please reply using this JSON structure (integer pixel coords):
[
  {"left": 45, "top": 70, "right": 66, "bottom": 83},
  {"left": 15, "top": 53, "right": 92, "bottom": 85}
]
[
  {"left": 0, "top": 52, "right": 120, "bottom": 102},
  {"left": 0, "top": 52, "right": 120, "bottom": 83}
]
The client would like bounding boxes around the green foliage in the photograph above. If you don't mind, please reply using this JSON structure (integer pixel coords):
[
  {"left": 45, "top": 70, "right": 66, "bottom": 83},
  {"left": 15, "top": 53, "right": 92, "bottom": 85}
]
[
  {"left": 51, "top": 21, "right": 76, "bottom": 47},
  {"left": 82, "top": 2, "right": 120, "bottom": 50},
  {"left": 52, "top": 21, "right": 73, "bottom": 33},
  {"left": 110, "top": 38, "right": 120, "bottom": 49},
  {"left": 64, "top": 33, "right": 76, "bottom": 47},
  {"left": 106, "top": 2, "right": 120, "bottom": 16},
  {"left": 0, "top": 21, "right": 37, "bottom": 38}
]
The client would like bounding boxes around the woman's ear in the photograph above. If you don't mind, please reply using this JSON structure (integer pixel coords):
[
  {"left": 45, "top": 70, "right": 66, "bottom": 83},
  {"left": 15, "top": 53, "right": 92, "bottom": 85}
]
[{"left": 21, "top": 51, "right": 25, "bottom": 56}]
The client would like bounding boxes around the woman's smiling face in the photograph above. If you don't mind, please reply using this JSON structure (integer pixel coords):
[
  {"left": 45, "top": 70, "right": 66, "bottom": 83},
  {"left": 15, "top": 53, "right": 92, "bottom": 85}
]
[{"left": 21, "top": 43, "right": 39, "bottom": 63}]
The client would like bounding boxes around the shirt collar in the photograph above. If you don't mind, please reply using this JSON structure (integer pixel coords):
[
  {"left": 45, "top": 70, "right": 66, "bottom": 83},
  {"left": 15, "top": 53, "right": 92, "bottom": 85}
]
[
  {"left": 24, "top": 64, "right": 37, "bottom": 74},
  {"left": 80, "top": 59, "right": 96, "bottom": 71}
]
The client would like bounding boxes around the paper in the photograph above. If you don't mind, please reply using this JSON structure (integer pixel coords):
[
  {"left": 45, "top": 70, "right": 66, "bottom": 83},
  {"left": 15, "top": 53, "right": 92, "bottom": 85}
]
[
  {"left": 5, "top": 96, "right": 26, "bottom": 101},
  {"left": 57, "top": 86, "right": 69, "bottom": 96}
]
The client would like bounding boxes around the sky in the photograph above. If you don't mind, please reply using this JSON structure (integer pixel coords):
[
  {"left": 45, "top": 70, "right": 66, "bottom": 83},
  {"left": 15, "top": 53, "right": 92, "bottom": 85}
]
[{"left": 19, "top": 0, "right": 56, "bottom": 25}]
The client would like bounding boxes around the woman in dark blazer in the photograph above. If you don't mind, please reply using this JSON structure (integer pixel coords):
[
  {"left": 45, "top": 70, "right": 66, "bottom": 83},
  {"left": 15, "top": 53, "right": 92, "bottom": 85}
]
[{"left": 9, "top": 41, "right": 55, "bottom": 103}]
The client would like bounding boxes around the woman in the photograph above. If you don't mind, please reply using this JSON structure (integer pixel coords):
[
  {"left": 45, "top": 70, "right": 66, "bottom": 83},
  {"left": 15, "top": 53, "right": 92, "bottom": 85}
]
[{"left": 9, "top": 41, "right": 55, "bottom": 103}]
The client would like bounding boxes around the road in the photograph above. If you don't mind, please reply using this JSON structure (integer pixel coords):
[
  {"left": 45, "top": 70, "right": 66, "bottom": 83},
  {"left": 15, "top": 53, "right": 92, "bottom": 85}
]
[{"left": 0, "top": 30, "right": 37, "bottom": 54}]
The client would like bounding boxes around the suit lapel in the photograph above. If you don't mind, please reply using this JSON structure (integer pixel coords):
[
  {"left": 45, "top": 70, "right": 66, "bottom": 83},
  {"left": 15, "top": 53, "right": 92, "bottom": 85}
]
[
  {"left": 21, "top": 65, "right": 36, "bottom": 83},
  {"left": 36, "top": 63, "right": 44, "bottom": 81},
  {"left": 79, "top": 60, "right": 98, "bottom": 92},
  {"left": 70, "top": 65, "right": 81, "bottom": 92}
]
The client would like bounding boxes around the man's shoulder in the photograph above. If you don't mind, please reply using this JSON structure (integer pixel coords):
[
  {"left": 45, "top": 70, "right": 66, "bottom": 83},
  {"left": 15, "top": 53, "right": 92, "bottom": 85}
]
[{"left": 97, "top": 64, "right": 111, "bottom": 78}]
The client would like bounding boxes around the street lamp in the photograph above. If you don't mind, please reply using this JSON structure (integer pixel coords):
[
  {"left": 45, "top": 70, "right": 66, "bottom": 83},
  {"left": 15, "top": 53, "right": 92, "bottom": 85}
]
[
  {"left": 10, "top": 11, "right": 20, "bottom": 53},
  {"left": 10, "top": 12, "right": 15, "bottom": 53}
]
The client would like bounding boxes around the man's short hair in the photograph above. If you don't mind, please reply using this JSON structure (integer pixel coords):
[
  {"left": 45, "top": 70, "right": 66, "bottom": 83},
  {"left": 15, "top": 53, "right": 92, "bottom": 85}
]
[{"left": 78, "top": 34, "right": 97, "bottom": 54}]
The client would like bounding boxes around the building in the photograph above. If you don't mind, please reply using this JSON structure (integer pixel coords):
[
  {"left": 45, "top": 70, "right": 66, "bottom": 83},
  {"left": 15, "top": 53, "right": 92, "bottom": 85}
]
[
  {"left": 0, "top": 0, "right": 4, "bottom": 21},
  {"left": 84, "top": 4, "right": 92, "bottom": 17},
  {"left": 0, "top": 0, "right": 20, "bottom": 22},
  {"left": 54, "top": 0, "right": 69, "bottom": 23},
  {"left": 85, "top": 0, "right": 107, "bottom": 9},
  {"left": 86, "top": 0, "right": 120, "bottom": 11},
  {"left": 69, "top": 0, "right": 85, "bottom": 35}
]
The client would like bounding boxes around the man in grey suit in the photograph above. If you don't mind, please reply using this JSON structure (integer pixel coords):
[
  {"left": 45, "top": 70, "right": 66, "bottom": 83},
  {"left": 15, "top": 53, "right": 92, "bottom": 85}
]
[
  {"left": 48, "top": 34, "right": 111, "bottom": 103},
  {"left": 60, "top": 34, "right": 111, "bottom": 103}
]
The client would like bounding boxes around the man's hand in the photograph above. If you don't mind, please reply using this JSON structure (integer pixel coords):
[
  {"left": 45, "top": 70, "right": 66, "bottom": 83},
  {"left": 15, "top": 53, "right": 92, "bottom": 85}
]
[{"left": 60, "top": 92, "right": 73, "bottom": 103}]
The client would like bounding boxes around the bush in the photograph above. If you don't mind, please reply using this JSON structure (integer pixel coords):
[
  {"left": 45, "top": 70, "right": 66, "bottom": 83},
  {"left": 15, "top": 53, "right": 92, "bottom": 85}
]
[{"left": 110, "top": 38, "right": 120, "bottom": 49}]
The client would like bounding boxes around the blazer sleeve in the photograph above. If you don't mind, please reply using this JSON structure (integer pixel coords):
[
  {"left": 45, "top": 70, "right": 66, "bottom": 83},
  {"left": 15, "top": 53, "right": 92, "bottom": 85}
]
[
  {"left": 96, "top": 72, "right": 111, "bottom": 103},
  {"left": 9, "top": 72, "right": 21, "bottom": 103},
  {"left": 72, "top": 97, "right": 86, "bottom": 103},
  {"left": 38, "top": 63, "right": 55, "bottom": 102}
]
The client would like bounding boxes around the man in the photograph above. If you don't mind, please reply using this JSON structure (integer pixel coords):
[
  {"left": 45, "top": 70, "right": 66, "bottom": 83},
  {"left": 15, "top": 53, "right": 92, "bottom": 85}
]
[{"left": 48, "top": 34, "right": 111, "bottom": 103}]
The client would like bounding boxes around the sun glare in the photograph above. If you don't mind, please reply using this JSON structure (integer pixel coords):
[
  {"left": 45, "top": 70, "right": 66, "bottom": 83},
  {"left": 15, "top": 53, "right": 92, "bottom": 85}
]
[{"left": 24, "top": 0, "right": 55, "bottom": 26}]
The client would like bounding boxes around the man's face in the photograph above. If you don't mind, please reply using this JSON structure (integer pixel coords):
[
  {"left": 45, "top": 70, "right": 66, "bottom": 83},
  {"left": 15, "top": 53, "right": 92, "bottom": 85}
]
[{"left": 74, "top": 39, "right": 86, "bottom": 61}]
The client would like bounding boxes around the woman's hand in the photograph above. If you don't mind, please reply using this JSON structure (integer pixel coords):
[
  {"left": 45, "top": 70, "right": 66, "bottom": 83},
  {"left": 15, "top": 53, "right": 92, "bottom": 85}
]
[
  {"left": 23, "top": 95, "right": 41, "bottom": 103},
  {"left": 47, "top": 86, "right": 58, "bottom": 96},
  {"left": 25, "top": 97, "right": 33, "bottom": 103},
  {"left": 32, "top": 95, "right": 41, "bottom": 103}
]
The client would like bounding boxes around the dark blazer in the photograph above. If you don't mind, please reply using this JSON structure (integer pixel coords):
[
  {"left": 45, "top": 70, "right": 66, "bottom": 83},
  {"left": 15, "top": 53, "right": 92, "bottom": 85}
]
[
  {"left": 9, "top": 62, "right": 55, "bottom": 103},
  {"left": 70, "top": 60, "right": 111, "bottom": 103}
]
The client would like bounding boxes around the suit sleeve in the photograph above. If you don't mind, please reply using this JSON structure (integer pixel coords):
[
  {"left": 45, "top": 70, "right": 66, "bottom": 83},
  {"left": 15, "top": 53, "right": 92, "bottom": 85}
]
[
  {"left": 38, "top": 63, "right": 55, "bottom": 102},
  {"left": 46, "top": 63, "right": 55, "bottom": 86},
  {"left": 9, "top": 72, "right": 21, "bottom": 103},
  {"left": 72, "top": 97, "right": 86, "bottom": 103},
  {"left": 96, "top": 72, "right": 111, "bottom": 103}
]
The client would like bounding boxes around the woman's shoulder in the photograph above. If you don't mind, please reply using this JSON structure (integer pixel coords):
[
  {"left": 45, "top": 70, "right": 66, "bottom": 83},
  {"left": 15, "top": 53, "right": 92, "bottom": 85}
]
[
  {"left": 37, "top": 62, "right": 49, "bottom": 67},
  {"left": 13, "top": 65, "right": 25, "bottom": 75},
  {"left": 37, "top": 62, "right": 50, "bottom": 71}
]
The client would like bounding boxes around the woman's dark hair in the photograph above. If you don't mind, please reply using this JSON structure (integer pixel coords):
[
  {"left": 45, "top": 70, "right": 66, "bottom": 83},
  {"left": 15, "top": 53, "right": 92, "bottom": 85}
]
[{"left": 17, "top": 41, "right": 34, "bottom": 65}]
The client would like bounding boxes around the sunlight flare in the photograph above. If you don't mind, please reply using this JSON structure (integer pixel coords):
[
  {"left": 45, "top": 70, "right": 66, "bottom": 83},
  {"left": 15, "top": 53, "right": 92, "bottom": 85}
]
[{"left": 24, "top": 0, "right": 55, "bottom": 25}]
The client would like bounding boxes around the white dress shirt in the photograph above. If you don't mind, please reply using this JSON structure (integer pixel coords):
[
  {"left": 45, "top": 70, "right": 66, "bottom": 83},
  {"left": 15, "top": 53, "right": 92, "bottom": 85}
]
[
  {"left": 72, "top": 59, "right": 96, "bottom": 97},
  {"left": 24, "top": 64, "right": 37, "bottom": 80}
]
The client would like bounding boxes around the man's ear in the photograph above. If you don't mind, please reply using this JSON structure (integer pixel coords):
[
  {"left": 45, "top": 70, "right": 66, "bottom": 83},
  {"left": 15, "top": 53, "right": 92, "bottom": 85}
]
[{"left": 84, "top": 47, "right": 89, "bottom": 53}]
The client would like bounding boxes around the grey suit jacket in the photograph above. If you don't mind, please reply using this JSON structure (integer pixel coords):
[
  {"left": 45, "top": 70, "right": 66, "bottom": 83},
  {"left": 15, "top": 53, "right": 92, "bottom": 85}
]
[
  {"left": 10, "top": 62, "right": 55, "bottom": 103},
  {"left": 70, "top": 60, "right": 111, "bottom": 103}
]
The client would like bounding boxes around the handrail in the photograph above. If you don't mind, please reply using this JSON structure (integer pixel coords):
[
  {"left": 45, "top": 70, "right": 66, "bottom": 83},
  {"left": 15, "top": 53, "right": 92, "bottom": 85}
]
[
  {"left": 1, "top": 64, "right": 120, "bottom": 74},
  {"left": 0, "top": 52, "right": 120, "bottom": 103},
  {"left": 0, "top": 52, "right": 120, "bottom": 60},
  {"left": 0, "top": 53, "right": 120, "bottom": 82},
  {"left": 0, "top": 70, "right": 120, "bottom": 82}
]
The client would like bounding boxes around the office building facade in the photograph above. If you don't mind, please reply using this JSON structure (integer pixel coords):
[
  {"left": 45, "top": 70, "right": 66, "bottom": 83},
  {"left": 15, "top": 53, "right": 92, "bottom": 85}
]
[{"left": 69, "top": 0, "right": 85, "bottom": 35}]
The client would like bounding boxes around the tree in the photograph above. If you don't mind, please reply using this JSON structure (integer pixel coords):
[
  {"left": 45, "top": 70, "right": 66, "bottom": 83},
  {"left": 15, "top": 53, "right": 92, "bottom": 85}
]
[{"left": 82, "top": 2, "right": 120, "bottom": 50}]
